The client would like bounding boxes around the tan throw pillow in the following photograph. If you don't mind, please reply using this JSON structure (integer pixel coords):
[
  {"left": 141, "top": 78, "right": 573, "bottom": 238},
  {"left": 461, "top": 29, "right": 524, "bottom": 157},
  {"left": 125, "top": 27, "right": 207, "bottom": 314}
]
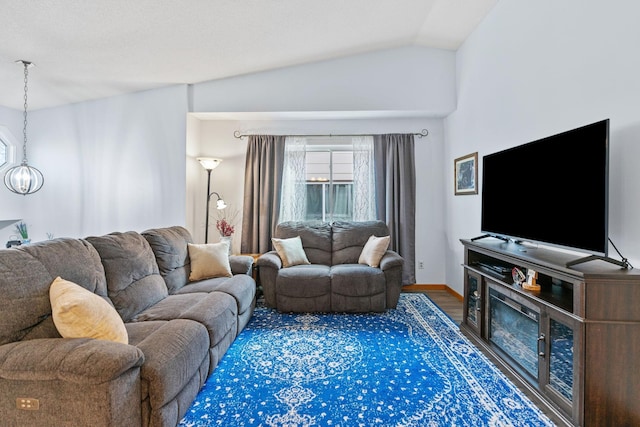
[
  {"left": 272, "top": 236, "right": 310, "bottom": 268},
  {"left": 49, "top": 277, "right": 128, "bottom": 344},
  {"left": 358, "top": 235, "right": 391, "bottom": 268},
  {"left": 188, "top": 242, "right": 232, "bottom": 281}
]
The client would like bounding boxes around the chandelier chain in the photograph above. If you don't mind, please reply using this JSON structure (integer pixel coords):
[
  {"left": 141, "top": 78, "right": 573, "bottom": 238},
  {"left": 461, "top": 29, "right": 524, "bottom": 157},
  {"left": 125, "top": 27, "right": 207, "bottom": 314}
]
[{"left": 22, "top": 62, "right": 29, "bottom": 164}]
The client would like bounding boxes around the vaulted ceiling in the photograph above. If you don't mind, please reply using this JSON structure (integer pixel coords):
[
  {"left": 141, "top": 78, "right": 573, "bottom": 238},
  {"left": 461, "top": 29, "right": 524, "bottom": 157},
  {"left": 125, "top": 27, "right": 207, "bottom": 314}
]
[{"left": 0, "top": 0, "right": 497, "bottom": 110}]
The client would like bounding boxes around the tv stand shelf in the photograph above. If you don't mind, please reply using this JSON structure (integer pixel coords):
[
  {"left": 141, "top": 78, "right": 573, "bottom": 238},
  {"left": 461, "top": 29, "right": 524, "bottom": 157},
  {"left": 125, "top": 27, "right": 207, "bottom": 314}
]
[{"left": 461, "top": 238, "right": 640, "bottom": 427}]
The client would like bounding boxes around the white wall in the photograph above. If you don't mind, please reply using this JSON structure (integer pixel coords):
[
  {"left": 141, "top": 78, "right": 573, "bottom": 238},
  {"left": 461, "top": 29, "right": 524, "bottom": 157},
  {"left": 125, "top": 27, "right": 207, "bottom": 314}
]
[
  {"left": 444, "top": 0, "right": 640, "bottom": 294},
  {"left": 189, "top": 116, "right": 446, "bottom": 285},
  {"left": 0, "top": 85, "right": 189, "bottom": 243},
  {"left": 193, "top": 46, "right": 456, "bottom": 115}
]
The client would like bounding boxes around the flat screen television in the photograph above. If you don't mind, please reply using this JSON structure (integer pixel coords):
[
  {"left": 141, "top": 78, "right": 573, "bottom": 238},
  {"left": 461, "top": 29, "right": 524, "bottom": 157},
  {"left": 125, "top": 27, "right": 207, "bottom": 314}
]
[{"left": 481, "top": 119, "right": 609, "bottom": 256}]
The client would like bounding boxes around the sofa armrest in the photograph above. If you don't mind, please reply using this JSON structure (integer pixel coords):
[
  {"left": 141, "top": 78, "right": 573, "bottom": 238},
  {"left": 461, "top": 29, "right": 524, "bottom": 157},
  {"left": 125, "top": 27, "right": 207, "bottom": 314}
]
[
  {"left": 379, "top": 250, "right": 404, "bottom": 309},
  {"left": 256, "top": 251, "right": 282, "bottom": 270},
  {"left": 0, "top": 338, "right": 144, "bottom": 384},
  {"left": 229, "top": 255, "right": 254, "bottom": 275},
  {"left": 256, "top": 251, "right": 282, "bottom": 308},
  {"left": 379, "top": 250, "right": 404, "bottom": 271}
]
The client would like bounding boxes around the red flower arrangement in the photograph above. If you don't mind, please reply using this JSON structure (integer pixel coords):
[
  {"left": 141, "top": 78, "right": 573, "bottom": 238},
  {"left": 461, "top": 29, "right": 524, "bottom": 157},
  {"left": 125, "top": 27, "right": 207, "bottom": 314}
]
[{"left": 216, "top": 218, "right": 235, "bottom": 237}]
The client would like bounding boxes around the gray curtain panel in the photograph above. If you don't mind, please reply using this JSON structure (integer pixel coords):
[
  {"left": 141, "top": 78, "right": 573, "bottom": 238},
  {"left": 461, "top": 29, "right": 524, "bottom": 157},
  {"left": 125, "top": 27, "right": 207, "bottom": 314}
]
[
  {"left": 373, "top": 134, "right": 416, "bottom": 285},
  {"left": 241, "top": 135, "right": 286, "bottom": 254}
]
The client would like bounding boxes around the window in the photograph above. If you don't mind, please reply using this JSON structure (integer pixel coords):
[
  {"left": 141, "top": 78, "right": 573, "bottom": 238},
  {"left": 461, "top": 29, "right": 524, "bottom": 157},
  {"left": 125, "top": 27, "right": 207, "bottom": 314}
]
[
  {"left": 280, "top": 136, "right": 375, "bottom": 223},
  {"left": 0, "top": 126, "right": 16, "bottom": 172},
  {"left": 305, "top": 150, "right": 354, "bottom": 221},
  {"left": 0, "top": 139, "right": 6, "bottom": 169}
]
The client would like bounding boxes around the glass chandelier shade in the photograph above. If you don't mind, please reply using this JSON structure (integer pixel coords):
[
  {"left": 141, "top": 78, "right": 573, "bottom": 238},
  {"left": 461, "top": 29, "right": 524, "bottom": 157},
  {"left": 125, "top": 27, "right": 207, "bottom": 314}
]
[
  {"left": 4, "top": 163, "right": 44, "bottom": 195},
  {"left": 4, "top": 60, "right": 44, "bottom": 195}
]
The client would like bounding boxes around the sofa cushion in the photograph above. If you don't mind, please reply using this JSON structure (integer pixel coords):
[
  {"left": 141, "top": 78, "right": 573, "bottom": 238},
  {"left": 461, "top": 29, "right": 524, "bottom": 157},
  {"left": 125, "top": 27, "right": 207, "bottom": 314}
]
[
  {"left": 276, "top": 264, "right": 331, "bottom": 296},
  {"left": 86, "top": 232, "right": 169, "bottom": 322},
  {"left": 142, "top": 226, "right": 193, "bottom": 293},
  {"left": 187, "top": 243, "right": 232, "bottom": 281},
  {"left": 174, "top": 275, "right": 255, "bottom": 318},
  {"left": 275, "top": 221, "right": 332, "bottom": 265},
  {"left": 275, "top": 264, "right": 332, "bottom": 312},
  {"left": 276, "top": 264, "right": 332, "bottom": 312},
  {"left": 358, "top": 235, "right": 390, "bottom": 268},
  {"left": 50, "top": 277, "right": 128, "bottom": 344},
  {"left": 272, "top": 236, "right": 310, "bottom": 267},
  {"left": 330, "top": 264, "right": 386, "bottom": 296},
  {"left": 132, "top": 292, "right": 238, "bottom": 363},
  {"left": 0, "top": 239, "right": 110, "bottom": 345},
  {"left": 330, "top": 264, "right": 387, "bottom": 312},
  {"left": 332, "top": 220, "right": 390, "bottom": 265},
  {"left": 126, "top": 319, "right": 209, "bottom": 423}
]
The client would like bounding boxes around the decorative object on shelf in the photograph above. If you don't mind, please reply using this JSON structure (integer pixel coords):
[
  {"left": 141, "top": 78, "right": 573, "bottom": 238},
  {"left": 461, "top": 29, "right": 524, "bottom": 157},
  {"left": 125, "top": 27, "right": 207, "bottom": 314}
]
[
  {"left": 523, "top": 268, "right": 540, "bottom": 291},
  {"left": 14, "top": 221, "right": 30, "bottom": 244},
  {"left": 4, "top": 60, "right": 44, "bottom": 195},
  {"left": 219, "top": 236, "right": 232, "bottom": 255},
  {"left": 454, "top": 152, "right": 478, "bottom": 195},
  {"left": 216, "top": 209, "right": 239, "bottom": 255},
  {"left": 216, "top": 218, "right": 235, "bottom": 237},
  {"left": 6, "top": 239, "right": 21, "bottom": 248},
  {"left": 511, "top": 267, "right": 525, "bottom": 286},
  {"left": 197, "top": 157, "right": 227, "bottom": 243}
]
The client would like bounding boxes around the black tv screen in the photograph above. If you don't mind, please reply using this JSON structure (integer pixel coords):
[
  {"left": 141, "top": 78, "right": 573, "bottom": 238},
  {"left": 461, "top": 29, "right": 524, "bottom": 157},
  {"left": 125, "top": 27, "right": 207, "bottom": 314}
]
[{"left": 481, "top": 119, "right": 609, "bottom": 256}]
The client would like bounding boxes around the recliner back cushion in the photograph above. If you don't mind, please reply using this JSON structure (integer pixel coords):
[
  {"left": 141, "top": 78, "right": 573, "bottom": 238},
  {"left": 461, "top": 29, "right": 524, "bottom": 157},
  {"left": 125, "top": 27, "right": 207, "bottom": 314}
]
[
  {"left": 0, "top": 238, "right": 109, "bottom": 345},
  {"left": 275, "top": 221, "right": 332, "bottom": 265},
  {"left": 332, "top": 221, "right": 390, "bottom": 265},
  {"left": 142, "top": 226, "right": 194, "bottom": 293},
  {"left": 87, "top": 232, "right": 168, "bottom": 322}
]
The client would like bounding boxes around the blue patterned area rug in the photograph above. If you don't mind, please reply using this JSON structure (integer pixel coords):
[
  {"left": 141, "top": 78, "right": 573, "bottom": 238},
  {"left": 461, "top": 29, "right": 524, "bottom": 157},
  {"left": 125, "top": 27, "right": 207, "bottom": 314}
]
[{"left": 179, "top": 293, "right": 554, "bottom": 426}]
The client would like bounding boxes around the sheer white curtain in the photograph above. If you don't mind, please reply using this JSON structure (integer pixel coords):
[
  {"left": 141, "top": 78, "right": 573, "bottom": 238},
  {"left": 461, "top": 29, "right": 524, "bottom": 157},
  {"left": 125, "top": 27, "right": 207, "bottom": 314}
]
[
  {"left": 352, "top": 136, "right": 376, "bottom": 221},
  {"left": 279, "top": 137, "right": 308, "bottom": 222}
]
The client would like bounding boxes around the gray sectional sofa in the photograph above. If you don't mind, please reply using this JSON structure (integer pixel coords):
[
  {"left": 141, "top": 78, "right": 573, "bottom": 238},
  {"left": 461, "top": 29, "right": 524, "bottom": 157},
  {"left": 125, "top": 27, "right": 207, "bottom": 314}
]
[
  {"left": 0, "top": 225, "right": 256, "bottom": 427},
  {"left": 258, "top": 221, "right": 404, "bottom": 313}
]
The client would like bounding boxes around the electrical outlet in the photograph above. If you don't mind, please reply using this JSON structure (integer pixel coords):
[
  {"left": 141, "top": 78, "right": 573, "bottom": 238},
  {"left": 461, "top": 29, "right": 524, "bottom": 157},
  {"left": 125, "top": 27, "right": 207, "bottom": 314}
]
[
  {"left": 16, "top": 398, "right": 39, "bottom": 410},
  {"left": 418, "top": 261, "right": 424, "bottom": 269}
]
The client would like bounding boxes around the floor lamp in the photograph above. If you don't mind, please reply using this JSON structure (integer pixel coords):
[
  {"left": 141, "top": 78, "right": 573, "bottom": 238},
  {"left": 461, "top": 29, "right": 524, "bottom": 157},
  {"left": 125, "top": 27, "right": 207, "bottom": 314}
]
[{"left": 197, "top": 157, "right": 227, "bottom": 243}]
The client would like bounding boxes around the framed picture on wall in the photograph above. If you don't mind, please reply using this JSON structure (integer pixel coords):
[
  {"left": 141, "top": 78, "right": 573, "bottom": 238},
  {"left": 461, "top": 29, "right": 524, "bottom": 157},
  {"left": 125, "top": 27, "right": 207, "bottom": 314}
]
[{"left": 454, "top": 152, "right": 478, "bottom": 195}]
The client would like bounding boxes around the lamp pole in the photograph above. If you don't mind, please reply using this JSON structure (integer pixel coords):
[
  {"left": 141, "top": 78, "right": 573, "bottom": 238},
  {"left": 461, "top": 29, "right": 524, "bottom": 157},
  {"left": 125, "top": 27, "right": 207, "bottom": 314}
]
[
  {"left": 204, "top": 168, "right": 212, "bottom": 243},
  {"left": 197, "top": 157, "right": 224, "bottom": 244}
]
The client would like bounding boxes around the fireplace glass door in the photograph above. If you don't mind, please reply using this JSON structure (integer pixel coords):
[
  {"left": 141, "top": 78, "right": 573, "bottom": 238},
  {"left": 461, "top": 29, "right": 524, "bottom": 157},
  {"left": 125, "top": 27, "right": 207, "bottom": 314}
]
[{"left": 488, "top": 284, "right": 540, "bottom": 380}]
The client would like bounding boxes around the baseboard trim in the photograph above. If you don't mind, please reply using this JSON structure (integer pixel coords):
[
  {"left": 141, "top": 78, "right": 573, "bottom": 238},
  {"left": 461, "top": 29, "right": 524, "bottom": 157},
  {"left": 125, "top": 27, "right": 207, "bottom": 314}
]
[{"left": 402, "top": 284, "right": 463, "bottom": 301}]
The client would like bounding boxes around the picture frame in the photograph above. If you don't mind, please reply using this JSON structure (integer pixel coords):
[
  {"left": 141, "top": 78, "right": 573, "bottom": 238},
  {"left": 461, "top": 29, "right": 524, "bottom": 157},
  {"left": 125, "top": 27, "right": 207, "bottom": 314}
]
[{"left": 454, "top": 152, "right": 478, "bottom": 195}]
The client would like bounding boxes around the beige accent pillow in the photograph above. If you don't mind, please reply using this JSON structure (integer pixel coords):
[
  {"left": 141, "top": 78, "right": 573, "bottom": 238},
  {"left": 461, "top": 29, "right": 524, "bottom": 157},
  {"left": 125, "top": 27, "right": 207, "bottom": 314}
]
[
  {"left": 49, "top": 277, "right": 128, "bottom": 344},
  {"left": 272, "top": 236, "right": 310, "bottom": 268},
  {"left": 358, "top": 235, "right": 390, "bottom": 268},
  {"left": 188, "top": 242, "right": 232, "bottom": 281}
]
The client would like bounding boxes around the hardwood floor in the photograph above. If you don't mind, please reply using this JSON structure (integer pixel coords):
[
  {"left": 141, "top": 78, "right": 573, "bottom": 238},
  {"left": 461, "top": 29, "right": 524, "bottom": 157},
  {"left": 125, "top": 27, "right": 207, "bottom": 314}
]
[{"left": 404, "top": 289, "right": 463, "bottom": 324}]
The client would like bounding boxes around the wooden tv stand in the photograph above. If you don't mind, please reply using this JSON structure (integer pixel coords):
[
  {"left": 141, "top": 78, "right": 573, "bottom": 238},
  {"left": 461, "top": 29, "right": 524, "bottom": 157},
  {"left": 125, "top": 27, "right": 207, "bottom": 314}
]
[{"left": 461, "top": 238, "right": 640, "bottom": 426}]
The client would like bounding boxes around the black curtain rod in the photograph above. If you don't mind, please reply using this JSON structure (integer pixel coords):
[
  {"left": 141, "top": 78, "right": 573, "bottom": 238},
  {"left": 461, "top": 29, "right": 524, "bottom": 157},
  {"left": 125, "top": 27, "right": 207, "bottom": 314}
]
[{"left": 233, "top": 129, "right": 429, "bottom": 139}]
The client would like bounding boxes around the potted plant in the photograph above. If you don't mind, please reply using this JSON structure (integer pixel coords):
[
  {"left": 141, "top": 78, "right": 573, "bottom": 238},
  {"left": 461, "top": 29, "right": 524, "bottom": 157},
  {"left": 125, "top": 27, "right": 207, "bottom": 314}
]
[{"left": 15, "top": 222, "right": 30, "bottom": 244}]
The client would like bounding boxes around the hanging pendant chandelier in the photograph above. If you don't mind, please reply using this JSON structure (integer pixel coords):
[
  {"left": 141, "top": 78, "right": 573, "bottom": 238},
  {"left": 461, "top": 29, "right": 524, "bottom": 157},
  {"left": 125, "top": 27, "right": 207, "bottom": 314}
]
[{"left": 4, "top": 60, "right": 44, "bottom": 195}]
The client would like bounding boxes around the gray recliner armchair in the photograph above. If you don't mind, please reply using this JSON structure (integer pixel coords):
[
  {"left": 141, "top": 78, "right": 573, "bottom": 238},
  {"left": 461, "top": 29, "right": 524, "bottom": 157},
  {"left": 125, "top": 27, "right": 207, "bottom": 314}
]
[{"left": 257, "top": 221, "right": 404, "bottom": 313}]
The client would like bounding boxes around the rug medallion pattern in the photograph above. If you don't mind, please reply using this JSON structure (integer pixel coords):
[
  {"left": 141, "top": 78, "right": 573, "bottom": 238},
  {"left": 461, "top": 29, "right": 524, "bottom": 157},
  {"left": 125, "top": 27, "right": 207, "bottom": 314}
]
[{"left": 179, "top": 293, "right": 554, "bottom": 426}]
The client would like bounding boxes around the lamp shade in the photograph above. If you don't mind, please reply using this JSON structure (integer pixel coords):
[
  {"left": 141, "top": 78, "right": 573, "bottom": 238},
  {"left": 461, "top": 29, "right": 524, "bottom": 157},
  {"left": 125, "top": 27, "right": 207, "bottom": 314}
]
[
  {"left": 216, "top": 198, "right": 227, "bottom": 209},
  {"left": 197, "top": 157, "right": 223, "bottom": 171},
  {"left": 4, "top": 163, "right": 44, "bottom": 195}
]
